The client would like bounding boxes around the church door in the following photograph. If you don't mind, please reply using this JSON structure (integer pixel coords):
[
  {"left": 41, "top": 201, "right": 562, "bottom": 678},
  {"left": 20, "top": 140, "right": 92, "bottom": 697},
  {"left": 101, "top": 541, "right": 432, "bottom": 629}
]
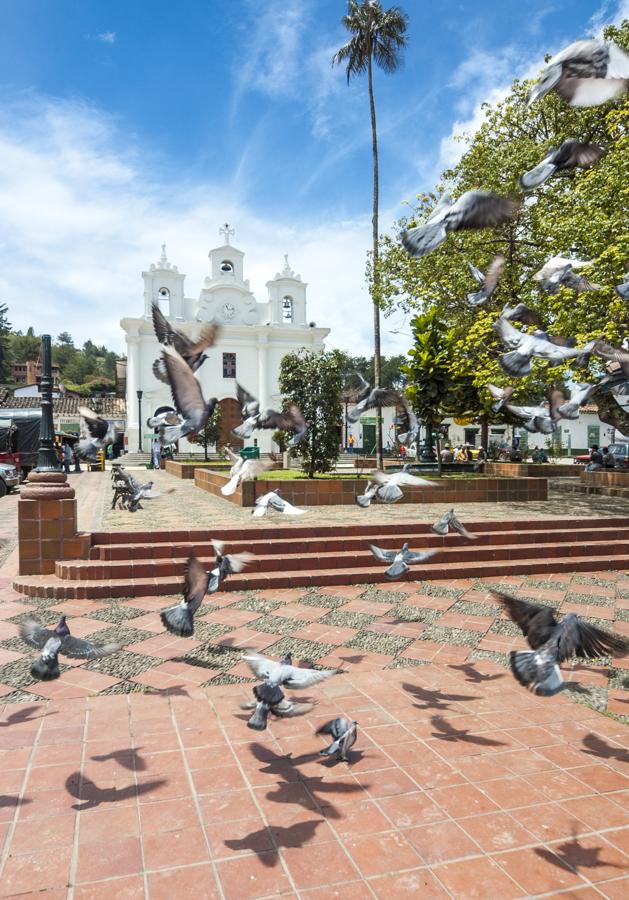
[{"left": 218, "top": 398, "right": 244, "bottom": 448}]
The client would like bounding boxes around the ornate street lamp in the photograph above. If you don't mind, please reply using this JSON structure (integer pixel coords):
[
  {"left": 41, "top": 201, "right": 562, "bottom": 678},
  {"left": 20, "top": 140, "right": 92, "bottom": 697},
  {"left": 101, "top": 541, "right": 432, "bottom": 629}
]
[
  {"left": 137, "top": 390, "right": 143, "bottom": 452},
  {"left": 36, "top": 335, "right": 62, "bottom": 472}
]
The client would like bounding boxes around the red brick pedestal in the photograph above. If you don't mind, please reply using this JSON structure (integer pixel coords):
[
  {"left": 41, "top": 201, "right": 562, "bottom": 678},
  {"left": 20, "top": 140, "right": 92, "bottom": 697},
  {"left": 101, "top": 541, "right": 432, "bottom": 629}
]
[{"left": 18, "top": 472, "right": 90, "bottom": 576}]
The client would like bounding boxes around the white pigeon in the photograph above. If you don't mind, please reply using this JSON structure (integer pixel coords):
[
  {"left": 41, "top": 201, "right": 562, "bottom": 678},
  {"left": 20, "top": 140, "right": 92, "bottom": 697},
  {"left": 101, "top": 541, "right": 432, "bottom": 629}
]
[
  {"left": 372, "top": 465, "right": 435, "bottom": 502},
  {"left": 527, "top": 39, "right": 629, "bottom": 108},
  {"left": 221, "top": 458, "right": 272, "bottom": 496},
  {"left": 356, "top": 480, "right": 380, "bottom": 508},
  {"left": 252, "top": 490, "right": 306, "bottom": 517},
  {"left": 486, "top": 383, "right": 515, "bottom": 412},
  {"left": 223, "top": 445, "right": 244, "bottom": 477},
  {"left": 553, "top": 383, "right": 598, "bottom": 420}
]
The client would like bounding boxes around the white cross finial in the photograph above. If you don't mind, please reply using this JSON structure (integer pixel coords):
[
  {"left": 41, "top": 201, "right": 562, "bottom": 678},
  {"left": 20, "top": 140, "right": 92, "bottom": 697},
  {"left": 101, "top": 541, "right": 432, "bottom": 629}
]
[{"left": 219, "top": 223, "right": 235, "bottom": 245}]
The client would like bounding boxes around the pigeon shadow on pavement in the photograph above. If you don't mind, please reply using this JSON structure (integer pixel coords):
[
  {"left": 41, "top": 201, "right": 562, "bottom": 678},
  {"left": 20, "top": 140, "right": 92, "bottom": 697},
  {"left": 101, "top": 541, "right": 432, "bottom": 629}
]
[
  {"left": 448, "top": 663, "right": 505, "bottom": 684},
  {"left": 0, "top": 795, "right": 32, "bottom": 811},
  {"left": 65, "top": 773, "right": 167, "bottom": 811},
  {"left": 402, "top": 682, "right": 481, "bottom": 711},
  {"left": 224, "top": 819, "right": 325, "bottom": 865},
  {"left": 429, "top": 715, "right": 508, "bottom": 746},
  {"left": 0, "top": 707, "right": 58, "bottom": 727},
  {"left": 90, "top": 747, "right": 147, "bottom": 771},
  {"left": 534, "top": 828, "right": 625, "bottom": 875},
  {"left": 580, "top": 733, "right": 629, "bottom": 764}
]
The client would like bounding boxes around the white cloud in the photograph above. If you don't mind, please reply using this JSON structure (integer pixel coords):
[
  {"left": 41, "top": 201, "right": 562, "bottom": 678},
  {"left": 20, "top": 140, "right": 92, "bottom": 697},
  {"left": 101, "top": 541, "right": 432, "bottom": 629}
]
[
  {"left": 96, "top": 32, "right": 116, "bottom": 44},
  {"left": 589, "top": 0, "right": 629, "bottom": 34},
  {"left": 0, "top": 95, "right": 410, "bottom": 361}
]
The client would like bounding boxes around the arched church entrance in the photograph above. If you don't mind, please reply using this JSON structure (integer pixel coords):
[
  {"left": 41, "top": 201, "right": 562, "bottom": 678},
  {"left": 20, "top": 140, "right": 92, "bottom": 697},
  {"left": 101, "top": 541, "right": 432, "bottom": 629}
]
[{"left": 218, "top": 398, "right": 243, "bottom": 448}]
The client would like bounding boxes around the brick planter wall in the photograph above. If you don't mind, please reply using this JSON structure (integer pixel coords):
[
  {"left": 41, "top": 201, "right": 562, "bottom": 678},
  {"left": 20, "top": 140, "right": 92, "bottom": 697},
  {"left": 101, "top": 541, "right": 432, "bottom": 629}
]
[
  {"left": 195, "top": 468, "right": 547, "bottom": 507},
  {"left": 165, "top": 460, "right": 230, "bottom": 479},
  {"left": 484, "top": 462, "right": 580, "bottom": 477},
  {"left": 581, "top": 470, "right": 629, "bottom": 487}
]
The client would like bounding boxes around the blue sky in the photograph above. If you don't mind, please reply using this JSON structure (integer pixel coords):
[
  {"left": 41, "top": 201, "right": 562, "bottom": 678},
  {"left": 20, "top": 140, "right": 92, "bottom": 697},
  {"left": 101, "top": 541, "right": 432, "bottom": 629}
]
[{"left": 0, "top": 0, "right": 626, "bottom": 356}]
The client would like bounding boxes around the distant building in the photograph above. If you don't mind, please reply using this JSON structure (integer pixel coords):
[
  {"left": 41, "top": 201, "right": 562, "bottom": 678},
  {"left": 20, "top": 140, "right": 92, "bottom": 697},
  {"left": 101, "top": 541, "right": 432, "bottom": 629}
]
[
  {"left": 11, "top": 360, "right": 61, "bottom": 387},
  {"left": 120, "top": 227, "right": 329, "bottom": 453},
  {"left": 0, "top": 390, "right": 126, "bottom": 436}
]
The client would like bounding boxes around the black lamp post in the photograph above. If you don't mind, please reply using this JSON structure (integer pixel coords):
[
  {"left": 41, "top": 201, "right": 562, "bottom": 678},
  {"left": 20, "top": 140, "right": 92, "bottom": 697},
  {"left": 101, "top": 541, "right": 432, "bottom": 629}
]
[
  {"left": 419, "top": 420, "right": 437, "bottom": 462},
  {"left": 137, "top": 390, "right": 143, "bottom": 452},
  {"left": 36, "top": 335, "right": 62, "bottom": 472}
]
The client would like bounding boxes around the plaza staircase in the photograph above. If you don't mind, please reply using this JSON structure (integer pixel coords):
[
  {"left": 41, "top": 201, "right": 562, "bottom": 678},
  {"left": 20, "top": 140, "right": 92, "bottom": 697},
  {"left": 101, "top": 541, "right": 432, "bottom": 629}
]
[{"left": 12, "top": 516, "right": 629, "bottom": 601}]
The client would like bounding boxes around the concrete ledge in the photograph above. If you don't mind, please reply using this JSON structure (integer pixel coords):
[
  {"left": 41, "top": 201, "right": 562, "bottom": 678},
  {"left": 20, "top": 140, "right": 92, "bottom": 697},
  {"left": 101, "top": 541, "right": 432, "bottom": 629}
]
[
  {"left": 484, "top": 462, "right": 580, "bottom": 477},
  {"left": 194, "top": 469, "right": 548, "bottom": 507},
  {"left": 165, "top": 460, "right": 229, "bottom": 479},
  {"left": 581, "top": 469, "right": 629, "bottom": 487}
]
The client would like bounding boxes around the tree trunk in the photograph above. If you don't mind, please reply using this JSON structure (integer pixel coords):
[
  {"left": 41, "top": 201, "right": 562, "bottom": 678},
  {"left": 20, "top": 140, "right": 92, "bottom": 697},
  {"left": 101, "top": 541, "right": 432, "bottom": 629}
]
[
  {"left": 367, "top": 50, "right": 383, "bottom": 472},
  {"left": 480, "top": 416, "right": 489, "bottom": 452},
  {"left": 591, "top": 386, "right": 629, "bottom": 437}
]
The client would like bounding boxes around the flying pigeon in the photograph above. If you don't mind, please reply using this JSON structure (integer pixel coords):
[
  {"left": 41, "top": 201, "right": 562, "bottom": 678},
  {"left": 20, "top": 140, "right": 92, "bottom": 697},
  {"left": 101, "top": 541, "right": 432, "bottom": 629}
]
[
  {"left": 520, "top": 140, "right": 604, "bottom": 191},
  {"left": 151, "top": 303, "right": 220, "bottom": 383},
  {"left": 78, "top": 407, "right": 119, "bottom": 459},
  {"left": 396, "top": 399, "right": 420, "bottom": 446},
  {"left": 552, "top": 382, "right": 598, "bottom": 420},
  {"left": 486, "top": 383, "right": 515, "bottom": 412},
  {"left": 233, "top": 384, "right": 308, "bottom": 446},
  {"left": 243, "top": 651, "right": 337, "bottom": 706},
  {"left": 493, "top": 316, "right": 584, "bottom": 377},
  {"left": 146, "top": 410, "right": 181, "bottom": 429},
  {"left": 527, "top": 39, "right": 629, "bottom": 107},
  {"left": 491, "top": 589, "right": 629, "bottom": 696},
  {"left": 158, "top": 345, "right": 218, "bottom": 445},
  {"left": 369, "top": 542, "right": 437, "bottom": 578},
  {"left": 160, "top": 555, "right": 209, "bottom": 637},
  {"left": 372, "top": 465, "right": 435, "bottom": 502},
  {"left": 19, "top": 616, "right": 121, "bottom": 681},
  {"left": 588, "top": 340, "right": 629, "bottom": 378},
  {"left": 430, "top": 509, "right": 478, "bottom": 540},
  {"left": 252, "top": 490, "right": 306, "bottom": 517},
  {"left": 208, "top": 539, "right": 254, "bottom": 593},
  {"left": 347, "top": 374, "right": 401, "bottom": 423},
  {"left": 242, "top": 692, "right": 314, "bottom": 731},
  {"left": 615, "top": 272, "right": 629, "bottom": 300},
  {"left": 223, "top": 445, "right": 244, "bottom": 476},
  {"left": 501, "top": 303, "right": 542, "bottom": 328},
  {"left": 316, "top": 717, "right": 358, "bottom": 762},
  {"left": 221, "top": 457, "right": 272, "bottom": 496},
  {"left": 466, "top": 255, "right": 505, "bottom": 307},
  {"left": 533, "top": 255, "right": 600, "bottom": 294},
  {"left": 400, "top": 191, "right": 519, "bottom": 258},
  {"left": 355, "top": 480, "right": 380, "bottom": 508},
  {"left": 126, "top": 480, "right": 175, "bottom": 513}
]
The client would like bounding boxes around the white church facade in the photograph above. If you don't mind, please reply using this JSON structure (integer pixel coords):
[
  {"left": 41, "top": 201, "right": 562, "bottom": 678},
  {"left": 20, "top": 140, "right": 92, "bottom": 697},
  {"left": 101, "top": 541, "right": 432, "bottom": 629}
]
[{"left": 120, "top": 226, "right": 330, "bottom": 454}]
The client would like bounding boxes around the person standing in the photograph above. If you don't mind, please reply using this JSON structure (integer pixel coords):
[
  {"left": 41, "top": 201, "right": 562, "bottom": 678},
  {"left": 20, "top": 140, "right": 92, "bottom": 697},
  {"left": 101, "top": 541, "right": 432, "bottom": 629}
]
[
  {"left": 62, "top": 441, "right": 72, "bottom": 475},
  {"left": 348, "top": 434, "right": 355, "bottom": 454},
  {"left": 73, "top": 444, "right": 82, "bottom": 473},
  {"left": 152, "top": 439, "right": 161, "bottom": 469},
  {"left": 602, "top": 446, "right": 616, "bottom": 469}
]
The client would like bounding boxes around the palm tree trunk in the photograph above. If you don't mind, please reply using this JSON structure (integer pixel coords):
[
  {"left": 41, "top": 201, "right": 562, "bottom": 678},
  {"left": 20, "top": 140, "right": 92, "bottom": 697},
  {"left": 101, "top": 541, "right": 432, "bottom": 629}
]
[{"left": 367, "top": 50, "right": 383, "bottom": 471}]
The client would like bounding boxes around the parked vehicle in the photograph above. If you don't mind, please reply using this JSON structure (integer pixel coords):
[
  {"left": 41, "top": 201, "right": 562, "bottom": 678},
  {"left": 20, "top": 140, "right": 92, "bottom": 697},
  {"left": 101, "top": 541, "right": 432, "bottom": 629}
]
[
  {"left": 608, "top": 443, "right": 629, "bottom": 468},
  {"left": 0, "top": 461, "right": 19, "bottom": 497},
  {"left": 0, "top": 410, "right": 41, "bottom": 477}
]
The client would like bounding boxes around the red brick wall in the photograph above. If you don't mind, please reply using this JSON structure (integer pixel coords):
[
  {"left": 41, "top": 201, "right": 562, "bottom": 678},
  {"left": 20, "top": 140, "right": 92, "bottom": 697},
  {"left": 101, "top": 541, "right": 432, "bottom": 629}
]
[
  {"left": 484, "top": 463, "right": 579, "bottom": 477},
  {"left": 581, "top": 470, "right": 629, "bottom": 487}
]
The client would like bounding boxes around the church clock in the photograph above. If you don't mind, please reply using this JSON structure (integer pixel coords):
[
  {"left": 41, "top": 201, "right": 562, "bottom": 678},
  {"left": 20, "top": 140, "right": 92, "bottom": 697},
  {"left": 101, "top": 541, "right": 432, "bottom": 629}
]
[{"left": 221, "top": 302, "right": 236, "bottom": 320}]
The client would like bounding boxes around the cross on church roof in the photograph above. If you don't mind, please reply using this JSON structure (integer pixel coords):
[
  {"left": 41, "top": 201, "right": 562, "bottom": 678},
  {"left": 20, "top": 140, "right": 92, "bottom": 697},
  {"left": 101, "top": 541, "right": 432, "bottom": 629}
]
[{"left": 219, "top": 223, "right": 235, "bottom": 245}]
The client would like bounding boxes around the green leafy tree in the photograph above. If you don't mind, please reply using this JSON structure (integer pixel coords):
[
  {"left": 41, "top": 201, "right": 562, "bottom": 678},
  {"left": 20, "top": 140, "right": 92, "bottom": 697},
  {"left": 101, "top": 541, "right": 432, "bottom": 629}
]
[
  {"left": 332, "top": 0, "right": 408, "bottom": 469},
  {"left": 188, "top": 404, "right": 222, "bottom": 460},
  {"left": 378, "top": 19, "right": 629, "bottom": 435},
  {"left": 0, "top": 303, "right": 12, "bottom": 382},
  {"left": 279, "top": 349, "right": 344, "bottom": 477},
  {"left": 8, "top": 326, "right": 40, "bottom": 364},
  {"left": 337, "top": 351, "right": 408, "bottom": 391}
]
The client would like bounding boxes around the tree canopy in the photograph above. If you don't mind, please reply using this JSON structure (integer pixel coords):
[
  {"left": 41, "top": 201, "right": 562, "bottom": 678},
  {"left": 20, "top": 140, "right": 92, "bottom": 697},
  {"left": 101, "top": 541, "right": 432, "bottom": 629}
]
[{"left": 378, "top": 20, "right": 629, "bottom": 433}]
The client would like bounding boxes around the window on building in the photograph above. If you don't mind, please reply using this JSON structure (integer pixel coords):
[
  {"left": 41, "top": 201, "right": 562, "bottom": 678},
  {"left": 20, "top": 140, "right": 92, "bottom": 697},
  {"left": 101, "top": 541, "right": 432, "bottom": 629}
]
[
  {"left": 282, "top": 295, "right": 293, "bottom": 323},
  {"left": 220, "top": 260, "right": 234, "bottom": 274},
  {"left": 223, "top": 352, "right": 236, "bottom": 378}
]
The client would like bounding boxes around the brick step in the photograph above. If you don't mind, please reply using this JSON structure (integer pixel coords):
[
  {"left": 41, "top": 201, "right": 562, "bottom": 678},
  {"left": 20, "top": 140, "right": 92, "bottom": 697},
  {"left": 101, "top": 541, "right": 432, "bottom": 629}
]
[
  {"left": 59, "top": 537, "right": 629, "bottom": 582},
  {"left": 14, "top": 552, "right": 629, "bottom": 601},
  {"left": 88, "top": 526, "right": 629, "bottom": 562},
  {"left": 89, "top": 516, "right": 629, "bottom": 547}
]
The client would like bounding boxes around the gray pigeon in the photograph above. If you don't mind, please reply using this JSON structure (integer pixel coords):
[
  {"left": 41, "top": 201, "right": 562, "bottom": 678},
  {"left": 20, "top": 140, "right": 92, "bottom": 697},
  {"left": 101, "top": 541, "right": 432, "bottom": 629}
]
[
  {"left": 615, "top": 272, "right": 629, "bottom": 300},
  {"left": 520, "top": 139, "right": 604, "bottom": 191},
  {"left": 208, "top": 539, "right": 254, "bottom": 593},
  {"left": 501, "top": 303, "right": 542, "bottom": 328},
  {"left": 430, "top": 509, "right": 478, "bottom": 540},
  {"left": 552, "top": 382, "right": 598, "bottom": 420},
  {"left": 466, "top": 255, "right": 505, "bottom": 307},
  {"left": 78, "top": 407, "right": 119, "bottom": 459},
  {"left": 252, "top": 490, "right": 306, "bottom": 517},
  {"left": 347, "top": 374, "right": 401, "bottom": 423},
  {"left": 233, "top": 383, "right": 308, "bottom": 446},
  {"left": 316, "top": 717, "right": 358, "bottom": 762},
  {"left": 242, "top": 690, "right": 314, "bottom": 731},
  {"left": 356, "top": 480, "right": 380, "bottom": 508},
  {"left": 372, "top": 466, "right": 435, "bottom": 502},
  {"left": 146, "top": 410, "right": 181, "bottom": 429},
  {"left": 369, "top": 542, "right": 438, "bottom": 579},
  {"left": 401, "top": 191, "right": 519, "bottom": 258},
  {"left": 527, "top": 39, "right": 629, "bottom": 107},
  {"left": 19, "top": 616, "right": 121, "bottom": 681},
  {"left": 243, "top": 651, "right": 337, "bottom": 707},
  {"left": 486, "top": 383, "right": 515, "bottom": 412},
  {"left": 493, "top": 317, "right": 585, "bottom": 377},
  {"left": 588, "top": 340, "right": 629, "bottom": 378},
  {"left": 396, "top": 400, "right": 420, "bottom": 446},
  {"left": 151, "top": 303, "right": 220, "bottom": 383},
  {"left": 491, "top": 589, "right": 629, "bottom": 696},
  {"left": 158, "top": 345, "right": 218, "bottom": 445},
  {"left": 160, "top": 555, "right": 209, "bottom": 637}
]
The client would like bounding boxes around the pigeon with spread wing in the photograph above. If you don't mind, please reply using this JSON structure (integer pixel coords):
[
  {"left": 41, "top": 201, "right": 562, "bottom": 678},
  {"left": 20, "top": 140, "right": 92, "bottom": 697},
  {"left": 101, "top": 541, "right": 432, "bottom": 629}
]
[
  {"left": 157, "top": 346, "right": 218, "bottom": 445},
  {"left": 19, "top": 616, "right": 121, "bottom": 681},
  {"left": 151, "top": 303, "right": 220, "bottom": 383},
  {"left": 160, "top": 555, "right": 209, "bottom": 637},
  {"left": 78, "top": 407, "right": 119, "bottom": 459},
  {"left": 520, "top": 139, "right": 604, "bottom": 191},
  {"left": 527, "top": 38, "right": 629, "bottom": 107},
  {"left": 369, "top": 542, "right": 438, "bottom": 579}
]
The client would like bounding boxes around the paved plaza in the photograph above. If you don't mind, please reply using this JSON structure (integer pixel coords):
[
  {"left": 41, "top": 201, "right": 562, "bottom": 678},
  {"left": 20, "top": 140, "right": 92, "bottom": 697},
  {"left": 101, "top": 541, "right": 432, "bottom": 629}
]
[{"left": 0, "top": 467, "right": 627, "bottom": 897}]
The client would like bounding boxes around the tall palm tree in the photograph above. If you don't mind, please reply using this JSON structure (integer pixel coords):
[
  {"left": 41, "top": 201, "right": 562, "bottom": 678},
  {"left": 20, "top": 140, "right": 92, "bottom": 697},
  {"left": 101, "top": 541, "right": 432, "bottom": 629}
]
[{"left": 332, "top": 0, "right": 408, "bottom": 469}]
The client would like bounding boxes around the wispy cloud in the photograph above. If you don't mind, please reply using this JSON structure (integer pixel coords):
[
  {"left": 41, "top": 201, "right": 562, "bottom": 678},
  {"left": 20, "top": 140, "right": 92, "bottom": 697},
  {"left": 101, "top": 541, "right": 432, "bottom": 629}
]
[
  {"left": 96, "top": 32, "right": 116, "bottom": 44},
  {"left": 0, "top": 94, "right": 412, "bottom": 358}
]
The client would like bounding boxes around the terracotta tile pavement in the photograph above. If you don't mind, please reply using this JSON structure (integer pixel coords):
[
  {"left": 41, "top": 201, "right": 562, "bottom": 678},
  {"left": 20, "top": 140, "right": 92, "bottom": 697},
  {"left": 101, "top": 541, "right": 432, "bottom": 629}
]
[{"left": 1, "top": 665, "right": 628, "bottom": 898}]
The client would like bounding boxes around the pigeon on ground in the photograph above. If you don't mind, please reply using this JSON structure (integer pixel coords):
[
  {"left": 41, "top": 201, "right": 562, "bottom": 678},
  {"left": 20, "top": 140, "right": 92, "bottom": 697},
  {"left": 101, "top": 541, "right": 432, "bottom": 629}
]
[
  {"left": 160, "top": 555, "right": 209, "bottom": 637},
  {"left": 527, "top": 38, "right": 629, "bottom": 107},
  {"left": 316, "top": 717, "right": 358, "bottom": 762},
  {"left": 520, "top": 140, "right": 604, "bottom": 191},
  {"left": 355, "top": 480, "right": 380, "bottom": 508},
  {"left": 252, "top": 490, "right": 306, "bottom": 517},
  {"left": 486, "top": 383, "right": 515, "bottom": 412},
  {"left": 151, "top": 303, "right": 220, "bottom": 383},
  {"left": 208, "top": 539, "right": 254, "bottom": 593},
  {"left": 401, "top": 191, "right": 519, "bottom": 258},
  {"left": 372, "top": 465, "right": 435, "bottom": 502},
  {"left": 347, "top": 373, "right": 401, "bottom": 423},
  {"left": 158, "top": 346, "right": 218, "bottom": 445},
  {"left": 466, "top": 255, "right": 505, "bottom": 307},
  {"left": 493, "top": 317, "right": 584, "bottom": 377},
  {"left": 551, "top": 383, "right": 598, "bottom": 420},
  {"left": 615, "top": 272, "right": 629, "bottom": 300},
  {"left": 369, "top": 542, "right": 438, "bottom": 578},
  {"left": 501, "top": 303, "right": 542, "bottom": 327},
  {"left": 233, "top": 384, "right": 308, "bottom": 446},
  {"left": 126, "top": 480, "right": 175, "bottom": 513},
  {"left": 430, "top": 509, "right": 478, "bottom": 540},
  {"left": 491, "top": 589, "right": 629, "bottom": 696},
  {"left": 221, "top": 457, "right": 272, "bottom": 496},
  {"left": 243, "top": 651, "right": 337, "bottom": 707},
  {"left": 242, "top": 692, "right": 314, "bottom": 731},
  {"left": 78, "top": 407, "right": 119, "bottom": 459},
  {"left": 19, "top": 616, "right": 122, "bottom": 681}
]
